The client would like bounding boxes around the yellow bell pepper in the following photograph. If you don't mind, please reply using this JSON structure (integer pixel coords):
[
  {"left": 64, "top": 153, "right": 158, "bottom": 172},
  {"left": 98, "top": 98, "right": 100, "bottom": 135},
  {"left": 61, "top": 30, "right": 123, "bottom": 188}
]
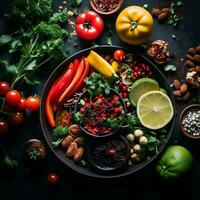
[
  {"left": 111, "top": 61, "right": 120, "bottom": 72},
  {"left": 86, "top": 50, "right": 116, "bottom": 77},
  {"left": 116, "top": 6, "right": 154, "bottom": 45}
]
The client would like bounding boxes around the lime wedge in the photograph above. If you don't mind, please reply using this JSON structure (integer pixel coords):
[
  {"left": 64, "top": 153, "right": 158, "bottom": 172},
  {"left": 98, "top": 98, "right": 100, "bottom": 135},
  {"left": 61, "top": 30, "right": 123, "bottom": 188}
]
[
  {"left": 137, "top": 91, "right": 174, "bottom": 130},
  {"left": 129, "top": 78, "right": 160, "bottom": 106}
]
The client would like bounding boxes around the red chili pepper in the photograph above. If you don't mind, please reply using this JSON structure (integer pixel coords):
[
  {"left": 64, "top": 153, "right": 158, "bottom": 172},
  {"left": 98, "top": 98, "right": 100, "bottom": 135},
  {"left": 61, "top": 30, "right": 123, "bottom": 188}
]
[
  {"left": 65, "top": 58, "right": 90, "bottom": 100},
  {"left": 49, "top": 63, "right": 73, "bottom": 105},
  {"left": 72, "top": 59, "right": 80, "bottom": 78},
  {"left": 59, "top": 58, "right": 85, "bottom": 103},
  {"left": 45, "top": 91, "right": 55, "bottom": 127}
]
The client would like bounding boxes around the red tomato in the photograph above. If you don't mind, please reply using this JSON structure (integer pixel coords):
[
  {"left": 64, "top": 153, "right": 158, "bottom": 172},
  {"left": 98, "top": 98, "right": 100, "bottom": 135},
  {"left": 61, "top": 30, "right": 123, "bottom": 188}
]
[
  {"left": 17, "top": 97, "right": 26, "bottom": 111},
  {"left": 47, "top": 173, "right": 60, "bottom": 185},
  {"left": 75, "top": 11, "right": 104, "bottom": 40},
  {"left": 113, "top": 49, "right": 126, "bottom": 61},
  {"left": 9, "top": 112, "right": 25, "bottom": 126},
  {"left": 5, "top": 90, "right": 21, "bottom": 106},
  {"left": 0, "top": 119, "right": 9, "bottom": 135},
  {"left": 0, "top": 81, "right": 10, "bottom": 96},
  {"left": 25, "top": 96, "right": 40, "bottom": 111}
]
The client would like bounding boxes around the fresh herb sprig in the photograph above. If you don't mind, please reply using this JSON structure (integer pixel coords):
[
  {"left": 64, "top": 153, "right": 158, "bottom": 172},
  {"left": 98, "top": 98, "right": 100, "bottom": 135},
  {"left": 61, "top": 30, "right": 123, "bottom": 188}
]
[{"left": 0, "top": 0, "right": 68, "bottom": 88}]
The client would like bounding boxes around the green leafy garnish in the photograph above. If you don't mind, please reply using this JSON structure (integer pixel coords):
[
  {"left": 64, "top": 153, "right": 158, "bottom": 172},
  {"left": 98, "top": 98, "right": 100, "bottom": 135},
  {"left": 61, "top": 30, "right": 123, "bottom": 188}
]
[
  {"left": 71, "top": 0, "right": 82, "bottom": 7},
  {"left": 52, "top": 125, "right": 68, "bottom": 141},
  {"left": 164, "top": 64, "right": 176, "bottom": 72}
]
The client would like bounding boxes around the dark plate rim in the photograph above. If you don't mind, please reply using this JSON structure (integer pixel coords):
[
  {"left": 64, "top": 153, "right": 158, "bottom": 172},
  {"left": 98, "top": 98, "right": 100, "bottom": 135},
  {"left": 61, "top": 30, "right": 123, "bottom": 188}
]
[{"left": 40, "top": 45, "right": 176, "bottom": 179}]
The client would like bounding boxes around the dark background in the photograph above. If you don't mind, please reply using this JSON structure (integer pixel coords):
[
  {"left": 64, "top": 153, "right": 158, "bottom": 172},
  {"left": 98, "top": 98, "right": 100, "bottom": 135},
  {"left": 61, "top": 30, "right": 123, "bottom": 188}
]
[{"left": 0, "top": 0, "right": 200, "bottom": 200}]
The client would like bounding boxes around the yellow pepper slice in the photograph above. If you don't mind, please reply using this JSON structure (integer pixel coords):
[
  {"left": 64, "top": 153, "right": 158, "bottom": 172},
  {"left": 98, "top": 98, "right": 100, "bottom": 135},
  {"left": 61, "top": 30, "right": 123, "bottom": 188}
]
[{"left": 86, "top": 50, "right": 116, "bottom": 77}]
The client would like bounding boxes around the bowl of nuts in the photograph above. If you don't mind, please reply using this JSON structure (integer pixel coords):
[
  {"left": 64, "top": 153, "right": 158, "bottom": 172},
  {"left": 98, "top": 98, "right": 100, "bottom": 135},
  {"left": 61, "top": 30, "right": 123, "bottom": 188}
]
[{"left": 180, "top": 104, "right": 200, "bottom": 139}]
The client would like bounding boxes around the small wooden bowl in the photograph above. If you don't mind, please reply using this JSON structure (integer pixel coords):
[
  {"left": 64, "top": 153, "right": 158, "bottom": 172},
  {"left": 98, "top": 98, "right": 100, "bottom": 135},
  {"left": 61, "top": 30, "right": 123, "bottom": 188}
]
[
  {"left": 179, "top": 104, "right": 200, "bottom": 140},
  {"left": 90, "top": 0, "right": 124, "bottom": 15}
]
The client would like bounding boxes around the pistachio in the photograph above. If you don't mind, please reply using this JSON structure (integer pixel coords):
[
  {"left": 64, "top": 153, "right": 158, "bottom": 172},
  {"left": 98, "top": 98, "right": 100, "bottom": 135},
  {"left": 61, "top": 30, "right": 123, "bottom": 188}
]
[
  {"left": 193, "top": 55, "right": 200, "bottom": 63},
  {"left": 173, "top": 80, "right": 181, "bottom": 90},
  {"left": 74, "top": 147, "right": 84, "bottom": 162},
  {"left": 180, "top": 84, "right": 188, "bottom": 94},
  {"left": 158, "top": 13, "right": 168, "bottom": 21},
  {"left": 66, "top": 142, "right": 78, "bottom": 157},
  {"left": 186, "top": 54, "right": 194, "bottom": 62},
  {"left": 151, "top": 8, "right": 162, "bottom": 17},
  {"left": 61, "top": 135, "right": 74, "bottom": 149},
  {"left": 173, "top": 90, "right": 182, "bottom": 97},
  {"left": 186, "top": 60, "right": 195, "bottom": 67},
  {"left": 188, "top": 48, "right": 196, "bottom": 55}
]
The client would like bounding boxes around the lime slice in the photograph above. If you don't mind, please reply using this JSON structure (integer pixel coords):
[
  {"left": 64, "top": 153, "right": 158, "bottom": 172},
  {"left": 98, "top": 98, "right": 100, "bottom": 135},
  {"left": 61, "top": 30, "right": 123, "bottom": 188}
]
[
  {"left": 137, "top": 91, "right": 174, "bottom": 130},
  {"left": 129, "top": 78, "right": 160, "bottom": 106}
]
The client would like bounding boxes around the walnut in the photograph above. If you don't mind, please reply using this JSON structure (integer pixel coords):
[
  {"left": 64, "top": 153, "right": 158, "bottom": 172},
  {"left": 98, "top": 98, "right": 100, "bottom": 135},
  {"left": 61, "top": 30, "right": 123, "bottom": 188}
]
[
  {"left": 186, "top": 71, "right": 200, "bottom": 88},
  {"left": 147, "top": 40, "right": 169, "bottom": 64}
]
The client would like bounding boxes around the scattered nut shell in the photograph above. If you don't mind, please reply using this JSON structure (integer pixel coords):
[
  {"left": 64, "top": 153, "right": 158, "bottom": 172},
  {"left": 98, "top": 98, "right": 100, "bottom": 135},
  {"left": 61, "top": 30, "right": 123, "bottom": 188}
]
[
  {"left": 173, "top": 90, "right": 182, "bottom": 97},
  {"left": 188, "top": 48, "right": 196, "bottom": 55},
  {"left": 158, "top": 12, "right": 168, "bottom": 21},
  {"left": 61, "top": 135, "right": 74, "bottom": 149},
  {"left": 173, "top": 80, "right": 181, "bottom": 90},
  {"left": 186, "top": 60, "right": 195, "bottom": 67},
  {"left": 66, "top": 142, "right": 78, "bottom": 157},
  {"left": 180, "top": 84, "right": 188, "bottom": 94},
  {"left": 74, "top": 147, "right": 84, "bottom": 162},
  {"left": 104, "top": 54, "right": 112, "bottom": 62}
]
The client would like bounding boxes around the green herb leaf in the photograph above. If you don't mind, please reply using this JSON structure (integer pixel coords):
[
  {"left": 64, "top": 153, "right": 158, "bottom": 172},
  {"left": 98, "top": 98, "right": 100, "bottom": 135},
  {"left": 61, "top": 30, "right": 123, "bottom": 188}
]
[
  {"left": 52, "top": 139, "right": 63, "bottom": 148},
  {"left": 52, "top": 125, "right": 68, "bottom": 141},
  {"left": 71, "top": 0, "right": 82, "bottom": 7},
  {"left": 3, "top": 156, "right": 18, "bottom": 169},
  {"left": 164, "top": 64, "right": 176, "bottom": 72},
  {"left": 80, "top": 99, "right": 85, "bottom": 105},
  {"left": 0, "top": 35, "right": 12, "bottom": 47},
  {"left": 177, "top": 1, "right": 182, "bottom": 6}
]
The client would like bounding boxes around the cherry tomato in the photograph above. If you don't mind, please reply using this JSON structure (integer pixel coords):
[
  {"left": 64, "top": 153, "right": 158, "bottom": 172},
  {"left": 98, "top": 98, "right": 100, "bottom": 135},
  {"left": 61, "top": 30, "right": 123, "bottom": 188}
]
[
  {"left": 75, "top": 11, "right": 104, "bottom": 40},
  {"left": 113, "top": 49, "right": 126, "bottom": 61},
  {"left": 0, "top": 81, "right": 10, "bottom": 96},
  {"left": 9, "top": 112, "right": 25, "bottom": 126},
  {"left": 0, "top": 119, "right": 9, "bottom": 135},
  {"left": 25, "top": 96, "right": 40, "bottom": 111},
  {"left": 17, "top": 97, "right": 26, "bottom": 111},
  {"left": 6, "top": 90, "right": 21, "bottom": 106},
  {"left": 47, "top": 173, "right": 60, "bottom": 185}
]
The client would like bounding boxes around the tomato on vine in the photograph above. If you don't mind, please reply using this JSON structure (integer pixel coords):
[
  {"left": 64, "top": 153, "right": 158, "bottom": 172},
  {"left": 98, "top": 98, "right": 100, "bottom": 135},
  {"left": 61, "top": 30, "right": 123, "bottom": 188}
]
[
  {"left": 0, "top": 81, "right": 10, "bottom": 96},
  {"left": 0, "top": 119, "right": 9, "bottom": 135},
  {"left": 25, "top": 96, "right": 40, "bottom": 111},
  {"left": 5, "top": 90, "right": 21, "bottom": 106},
  {"left": 17, "top": 97, "right": 26, "bottom": 111}
]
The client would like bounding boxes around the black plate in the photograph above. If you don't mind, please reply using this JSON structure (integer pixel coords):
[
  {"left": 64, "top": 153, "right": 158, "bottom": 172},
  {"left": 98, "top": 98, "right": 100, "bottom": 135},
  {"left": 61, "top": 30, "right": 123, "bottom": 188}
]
[{"left": 40, "top": 45, "right": 176, "bottom": 178}]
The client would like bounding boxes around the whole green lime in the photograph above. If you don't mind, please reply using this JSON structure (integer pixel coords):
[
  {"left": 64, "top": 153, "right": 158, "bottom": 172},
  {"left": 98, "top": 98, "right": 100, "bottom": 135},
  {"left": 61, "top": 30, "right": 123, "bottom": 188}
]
[{"left": 156, "top": 145, "right": 193, "bottom": 180}]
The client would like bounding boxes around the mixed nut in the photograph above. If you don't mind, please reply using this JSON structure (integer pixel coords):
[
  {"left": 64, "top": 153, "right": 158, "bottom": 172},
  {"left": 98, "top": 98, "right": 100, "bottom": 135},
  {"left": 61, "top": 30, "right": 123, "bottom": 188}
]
[
  {"left": 173, "top": 80, "right": 190, "bottom": 101},
  {"left": 147, "top": 40, "right": 170, "bottom": 65},
  {"left": 61, "top": 124, "right": 84, "bottom": 162},
  {"left": 185, "top": 45, "right": 200, "bottom": 88},
  {"left": 126, "top": 129, "right": 148, "bottom": 165}
]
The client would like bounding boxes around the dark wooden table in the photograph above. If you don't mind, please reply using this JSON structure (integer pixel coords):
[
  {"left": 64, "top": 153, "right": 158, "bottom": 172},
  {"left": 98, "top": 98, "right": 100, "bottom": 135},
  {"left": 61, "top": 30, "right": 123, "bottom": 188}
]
[{"left": 0, "top": 0, "right": 200, "bottom": 200}]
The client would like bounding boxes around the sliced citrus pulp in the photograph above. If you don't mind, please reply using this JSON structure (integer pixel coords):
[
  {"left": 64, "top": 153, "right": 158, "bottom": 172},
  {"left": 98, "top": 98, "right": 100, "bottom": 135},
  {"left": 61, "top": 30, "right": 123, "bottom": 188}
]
[
  {"left": 129, "top": 78, "right": 160, "bottom": 106},
  {"left": 137, "top": 91, "right": 174, "bottom": 130}
]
